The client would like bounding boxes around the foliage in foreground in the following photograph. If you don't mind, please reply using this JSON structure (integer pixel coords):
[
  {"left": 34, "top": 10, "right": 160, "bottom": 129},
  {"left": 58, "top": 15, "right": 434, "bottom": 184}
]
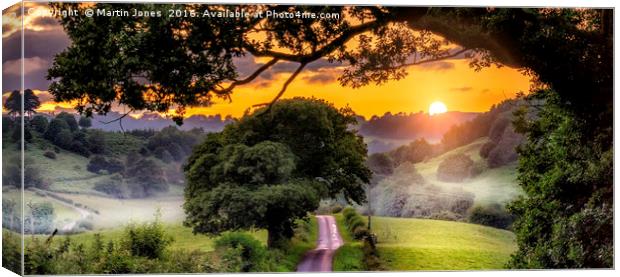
[
  {"left": 508, "top": 90, "right": 613, "bottom": 268},
  {"left": 14, "top": 217, "right": 317, "bottom": 274}
]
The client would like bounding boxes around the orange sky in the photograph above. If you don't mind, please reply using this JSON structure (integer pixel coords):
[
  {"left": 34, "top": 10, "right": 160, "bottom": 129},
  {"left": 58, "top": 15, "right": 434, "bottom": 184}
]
[
  {"left": 182, "top": 59, "right": 531, "bottom": 118},
  {"left": 2, "top": 3, "right": 533, "bottom": 119}
]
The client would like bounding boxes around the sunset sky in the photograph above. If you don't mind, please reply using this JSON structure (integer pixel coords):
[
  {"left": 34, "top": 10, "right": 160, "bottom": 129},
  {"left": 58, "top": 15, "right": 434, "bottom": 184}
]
[{"left": 2, "top": 3, "right": 532, "bottom": 119}]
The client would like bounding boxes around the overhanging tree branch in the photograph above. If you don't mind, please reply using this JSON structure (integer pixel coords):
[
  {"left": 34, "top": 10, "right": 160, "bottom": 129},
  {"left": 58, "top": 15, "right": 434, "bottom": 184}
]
[
  {"left": 253, "top": 62, "right": 308, "bottom": 110},
  {"left": 213, "top": 57, "right": 280, "bottom": 95}
]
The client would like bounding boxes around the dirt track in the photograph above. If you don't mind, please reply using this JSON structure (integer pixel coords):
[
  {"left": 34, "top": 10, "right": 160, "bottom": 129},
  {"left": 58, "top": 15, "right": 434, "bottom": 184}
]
[{"left": 297, "top": 215, "right": 344, "bottom": 272}]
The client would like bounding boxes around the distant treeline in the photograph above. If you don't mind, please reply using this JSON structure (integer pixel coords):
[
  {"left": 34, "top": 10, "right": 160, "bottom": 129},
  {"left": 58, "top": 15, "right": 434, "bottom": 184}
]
[
  {"left": 358, "top": 111, "right": 478, "bottom": 140},
  {"left": 367, "top": 98, "right": 527, "bottom": 173}
]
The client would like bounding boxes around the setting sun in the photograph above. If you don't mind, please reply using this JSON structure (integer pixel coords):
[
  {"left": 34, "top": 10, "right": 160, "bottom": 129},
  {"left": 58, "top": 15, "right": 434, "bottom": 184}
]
[{"left": 429, "top": 101, "right": 448, "bottom": 115}]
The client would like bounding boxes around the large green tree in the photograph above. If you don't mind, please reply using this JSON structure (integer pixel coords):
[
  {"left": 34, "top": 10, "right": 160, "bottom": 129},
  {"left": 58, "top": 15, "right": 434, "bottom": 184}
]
[
  {"left": 48, "top": 4, "right": 612, "bottom": 267},
  {"left": 183, "top": 98, "right": 371, "bottom": 246}
]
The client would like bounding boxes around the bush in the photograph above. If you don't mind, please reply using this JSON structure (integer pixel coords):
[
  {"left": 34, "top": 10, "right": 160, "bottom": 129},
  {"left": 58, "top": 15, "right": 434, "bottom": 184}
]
[
  {"left": 479, "top": 141, "right": 496, "bottom": 158},
  {"left": 44, "top": 151, "right": 57, "bottom": 159},
  {"left": 436, "top": 153, "right": 474, "bottom": 182},
  {"left": 331, "top": 204, "right": 343, "bottom": 214},
  {"left": 342, "top": 206, "right": 356, "bottom": 220},
  {"left": 93, "top": 177, "right": 127, "bottom": 198},
  {"left": 2, "top": 230, "right": 21, "bottom": 274},
  {"left": 486, "top": 126, "right": 524, "bottom": 168},
  {"left": 214, "top": 232, "right": 268, "bottom": 272},
  {"left": 31, "top": 115, "right": 49, "bottom": 133},
  {"left": 347, "top": 216, "right": 366, "bottom": 233},
  {"left": 352, "top": 226, "right": 370, "bottom": 240},
  {"left": 468, "top": 203, "right": 515, "bottom": 230},
  {"left": 87, "top": 156, "right": 125, "bottom": 174},
  {"left": 121, "top": 218, "right": 173, "bottom": 259}
]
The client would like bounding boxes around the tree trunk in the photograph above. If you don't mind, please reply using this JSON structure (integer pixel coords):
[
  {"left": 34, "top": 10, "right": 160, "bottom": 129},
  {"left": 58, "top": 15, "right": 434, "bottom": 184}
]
[{"left": 266, "top": 226, "right": 286, "bottom": 248}]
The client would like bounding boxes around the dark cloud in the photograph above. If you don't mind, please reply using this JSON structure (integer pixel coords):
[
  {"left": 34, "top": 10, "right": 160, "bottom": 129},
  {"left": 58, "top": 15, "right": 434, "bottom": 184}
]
[
  {"left": 2, "top": 58, "right": 54, "bottom": 91},
  {"left": 254, "top": 82, "right": 271, "bottom": 89},
  {"left": 450, "top": 86, "right": 473, "bottom": 92},
  {"left": 2, "top": 27, "right": 70, "bottom": 62},
  {"left": 31, "top": 17, "right": 60, "bottom": 28},
  {"left": 480, "top": 88, "right": 490, "bottom": 94},
  {"left": 2, "top": 27, "right": 69, "bottom": 91},
  {"left": 34, "top": 90, "right": 54, "bottom": 103},
  {"left": 3, "top": 23, "right": 16, "bottom": 35},
  {"left": 303, "top": 73, "right": 336, "bottom": 84},
  {"left": 418, "top": 61, "right": 455, "bottom": 71}
]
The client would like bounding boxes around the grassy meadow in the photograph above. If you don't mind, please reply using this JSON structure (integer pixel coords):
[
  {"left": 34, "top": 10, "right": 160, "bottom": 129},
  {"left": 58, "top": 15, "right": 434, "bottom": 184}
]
[{"left": 372, "top": 216, "right": 516, "bottom": 270}]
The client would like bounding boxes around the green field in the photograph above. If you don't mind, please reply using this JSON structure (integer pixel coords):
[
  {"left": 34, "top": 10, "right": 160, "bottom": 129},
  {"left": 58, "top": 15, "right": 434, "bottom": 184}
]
[
  {"left": 372, "top": 216, "right": 516, "bottom": 270},
  {"left": 415, "top": 137, "right": 522, "bottom": 205}
]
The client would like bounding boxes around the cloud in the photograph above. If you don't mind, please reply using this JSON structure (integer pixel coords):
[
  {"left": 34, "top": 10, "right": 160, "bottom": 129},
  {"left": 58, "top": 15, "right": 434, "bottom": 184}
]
[
  {"left": 3, "top": 56, "right": 49, "bottom": 76},
  {"left": 417, "top": 61, "right": 455, "bottom": 71},
  {"left": 2, "top": 27, "right": 70, "bottom": 62},
  {"left": 303, "top": 73, "right": 336, "bottom": 84},
  {"left": 30, "top": 17, "right": 60, "bottom": 28},
  {"left": 2, "top": 27, "right": 69, "bottom": 91},
  {"left": 450, "top": 86, "right": 473, "bottom": 92},
  {"left": 33, "top": 90, "right": 54, "bottom": 103}
]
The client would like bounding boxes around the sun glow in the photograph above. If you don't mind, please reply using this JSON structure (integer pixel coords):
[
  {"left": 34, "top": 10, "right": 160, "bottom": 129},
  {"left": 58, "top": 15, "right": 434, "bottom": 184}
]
[{"left": 429, "top": 101, "right": 448, "bottom": 115}]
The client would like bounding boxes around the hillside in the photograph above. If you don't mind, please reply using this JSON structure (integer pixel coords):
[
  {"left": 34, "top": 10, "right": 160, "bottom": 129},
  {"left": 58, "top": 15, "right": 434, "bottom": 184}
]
[
  {"left": 372, "top": 216, "right": 517, "bottom": 270},
  {"left": 415, "top": 137, "right": 522, "bottom": 206}
]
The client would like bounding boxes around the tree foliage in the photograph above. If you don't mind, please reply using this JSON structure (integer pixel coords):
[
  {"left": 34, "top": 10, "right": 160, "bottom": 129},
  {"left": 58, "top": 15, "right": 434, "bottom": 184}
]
[
  {"left": 4, "top": 89, "right": 41, "bottom": 118},
  {"left": 184, "top": 98, "right": 370, "bottom": 246},
  {"left": 508, "top": 90, "right": 612, "bottom": 268}
]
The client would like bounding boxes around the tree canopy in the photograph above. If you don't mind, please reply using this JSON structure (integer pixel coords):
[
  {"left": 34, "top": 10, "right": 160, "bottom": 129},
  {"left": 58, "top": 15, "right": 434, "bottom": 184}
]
[
  {"left": 4, "top": 89, "right": 41, "bottom": 118},
  {"left": 183, "top": 98, "right": 371, "bottom": 246},
  {"left": 48, "top": 5, "right": 612, "bottom": 122}
]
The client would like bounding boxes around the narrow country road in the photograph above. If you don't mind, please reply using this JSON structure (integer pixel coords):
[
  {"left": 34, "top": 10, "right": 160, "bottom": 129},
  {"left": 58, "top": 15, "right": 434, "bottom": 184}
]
[{"left": 297, "top": 215, "right": 344, "bottom": 272}]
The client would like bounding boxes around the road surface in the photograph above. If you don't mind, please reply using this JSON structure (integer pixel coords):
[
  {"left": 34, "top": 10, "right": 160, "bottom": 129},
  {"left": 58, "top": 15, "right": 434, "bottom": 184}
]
[{"left": 297, "top": 215, "right": 344, "bottom": 272}]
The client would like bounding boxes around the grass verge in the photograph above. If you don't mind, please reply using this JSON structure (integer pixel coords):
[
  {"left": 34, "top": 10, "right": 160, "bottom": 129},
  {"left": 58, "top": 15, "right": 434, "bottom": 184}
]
[{"left": 332, "top": 213, "right": 366, "bottom": 271}]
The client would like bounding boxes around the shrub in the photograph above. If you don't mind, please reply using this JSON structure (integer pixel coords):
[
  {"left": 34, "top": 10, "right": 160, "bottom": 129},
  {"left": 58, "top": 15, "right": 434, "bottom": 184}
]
[
  {"left": 2, "top": 230, "right": 21, "bottom": 274},
  {"left": 347, "top": 215, "right": 365, "bottom": 233},
  {"left": 342, "top": 206, "right": 356, "bottom": 220},
  {"left": 366, "top": 152, "right": 394, "bottom": 175},
  {"left": 94, "top": 177, "right": 127, "bottom": 198},
  {"left": 87, "top": 156, "right": 125, "bottom": 174},
  {"left": 121, "top": 218, "right": 173, "bottom": 259},
  {"left": 331, "top": 204, "right": 343, "bottom": 214},
  {"left": 214, "top": 232, "right": 268, "bottom": 272},
  {"left": 352, "top": 226, "right": 370, "bottom": 240},
  {"left": 479, "top": 141, "right": 496, "bottom": 158},
  {"left": 43, "top": 151, "right": 56, "bottom": 159},
  {"left": 486, "top": 126, "right": 524, "bottom": 168},
  {"left": 30, "top": 115, "right": 49, "bottom": 133},
  {"left": 468, "top": 203, "right": 515, "bottom": 230},
  {"left": 436, "top": 153, "right": 474, "bottom": 182}
]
